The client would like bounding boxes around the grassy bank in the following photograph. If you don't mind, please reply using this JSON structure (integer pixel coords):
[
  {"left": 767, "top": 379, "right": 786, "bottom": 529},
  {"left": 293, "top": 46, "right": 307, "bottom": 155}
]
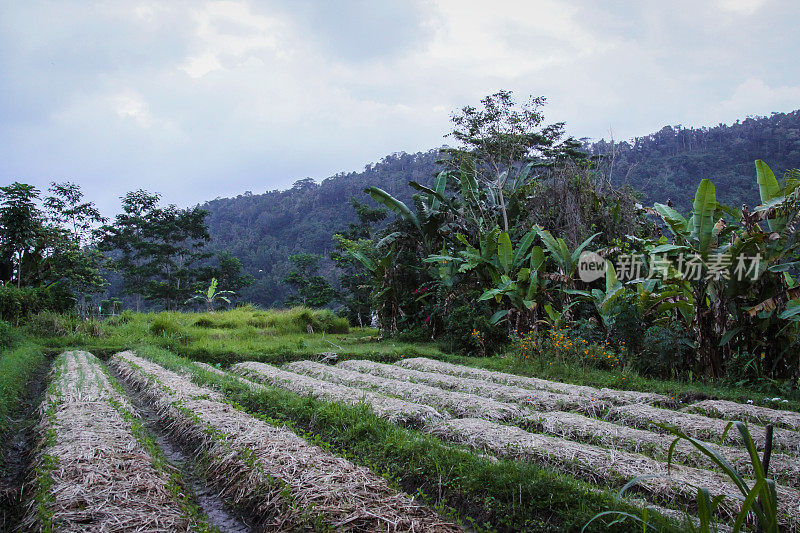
[
  {"left": 25, "top": 306, "right": 445, "bottom": 365},
  {"left": 0, "top": 342, "right": 47, "bottom": 441}
]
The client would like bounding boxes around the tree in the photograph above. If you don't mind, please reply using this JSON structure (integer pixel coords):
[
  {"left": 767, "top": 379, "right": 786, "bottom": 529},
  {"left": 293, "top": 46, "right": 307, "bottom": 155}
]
[
  {"left": 444, "top": 90, "right": 585, "bottom": 232},
  {"left": 211, "top": 251, "right": 254, "bottom": 294},
  {"left": 0, "top": 183, "right": 41, "bottom": 288},
  {"left": 44, "top": 181, "right": 105, "bottom": 244},
  {"left": 283, "top": 253, "right": 336, "bottom": 308},
  {"left": 100, "top": 191, "right": 214, "bottom": 310}
]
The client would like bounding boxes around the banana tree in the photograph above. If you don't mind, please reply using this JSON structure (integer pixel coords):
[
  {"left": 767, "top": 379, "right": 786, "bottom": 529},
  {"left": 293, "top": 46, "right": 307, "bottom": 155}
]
[
  {"left": 648, "top": 162, "right": 800, "bottom": 379},
  {"left": 364, "top": 171, "right": 454, "bottom": 253}
]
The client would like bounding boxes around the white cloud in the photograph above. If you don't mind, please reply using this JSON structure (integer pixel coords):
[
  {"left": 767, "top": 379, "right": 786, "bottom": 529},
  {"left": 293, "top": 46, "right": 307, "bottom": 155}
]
[
  {"left": 718, "top": 0, "right": 766, "bottom": 15},
  {"left": 719, "top": 78, "right": 800, "bottom": 118}
]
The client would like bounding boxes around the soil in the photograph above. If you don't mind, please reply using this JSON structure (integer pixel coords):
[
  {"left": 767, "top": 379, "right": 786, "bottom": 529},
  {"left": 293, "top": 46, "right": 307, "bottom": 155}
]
[
  {"left": 0, "top": 357, "right": 52, "bottom": 530},
  {"left": 108, "top": 363, "right": 253, "bottom": 533}
]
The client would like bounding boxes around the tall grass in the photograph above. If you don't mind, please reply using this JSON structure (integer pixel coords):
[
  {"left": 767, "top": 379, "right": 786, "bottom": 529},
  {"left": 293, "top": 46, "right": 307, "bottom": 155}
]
[{"left": 0, "top": 342, "right": 47, "bottom": 440}]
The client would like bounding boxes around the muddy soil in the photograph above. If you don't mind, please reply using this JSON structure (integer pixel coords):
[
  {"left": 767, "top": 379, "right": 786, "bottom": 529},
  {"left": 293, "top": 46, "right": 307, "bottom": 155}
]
[
  {"left": 0, "top": 358, "right": 52, "bottom": 530},
  {"left": 108, "top": 363, "right": 253, "bottom": 533}
]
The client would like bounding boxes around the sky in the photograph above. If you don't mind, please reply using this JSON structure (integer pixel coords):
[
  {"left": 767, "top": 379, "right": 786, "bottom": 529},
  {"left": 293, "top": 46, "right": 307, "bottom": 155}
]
[{"left": 1, "top": 0, "right": 799, "bottom": 215}]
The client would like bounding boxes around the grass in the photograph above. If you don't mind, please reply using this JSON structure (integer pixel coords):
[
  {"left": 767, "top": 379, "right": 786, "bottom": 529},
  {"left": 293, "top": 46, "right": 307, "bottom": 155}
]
[
  {"left": 0, "top": 341, "right": 47, "bottom": 443},
  {"left": 27, "top": 306, "right": 445, "bottom": 365},
  {"left": 133, "top": 344, "right": 683, "bottom": 532}
]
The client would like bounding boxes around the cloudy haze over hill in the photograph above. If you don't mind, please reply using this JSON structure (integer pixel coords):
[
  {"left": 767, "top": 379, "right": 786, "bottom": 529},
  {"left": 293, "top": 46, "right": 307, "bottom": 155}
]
[{"left": 1, "top": 0, "right": 799, "bottom": 213}]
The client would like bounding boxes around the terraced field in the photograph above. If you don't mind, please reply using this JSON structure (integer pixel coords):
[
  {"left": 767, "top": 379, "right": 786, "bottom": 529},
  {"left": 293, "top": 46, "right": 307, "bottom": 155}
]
[{"left": 12, "top": 351, "right": 800, "bottom": 531}]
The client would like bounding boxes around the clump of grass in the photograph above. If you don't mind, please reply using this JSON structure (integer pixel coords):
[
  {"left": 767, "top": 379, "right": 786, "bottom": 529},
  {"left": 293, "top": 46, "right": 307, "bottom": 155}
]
[
  {"left": 24, "top": 311, "right": 68, "bottom": 337},
  {"left": 246, "top": 306, "right": 348, "bottom": 334},
  {"left": 149, "top": 315, "right": 182, "bottom": 337}
]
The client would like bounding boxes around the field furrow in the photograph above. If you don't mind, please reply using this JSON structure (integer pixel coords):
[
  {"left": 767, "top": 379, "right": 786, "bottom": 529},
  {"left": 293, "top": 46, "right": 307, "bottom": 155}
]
[
  {"left": 29, "top": 351, "right": 191, "bottom": 532},
  {"left": 685, "top": 399, "right": 800, "bottom": 431},
  {"left": 230, "top": 360, "right": 447, "bottom": 427},
  {"left": 284, "top": 360, "right": 522, "bottom": 420},
  {"left": 608, "top": 403, "right": 800, "bottom": 453},
  {"left": 338, "top": 359, "right": 607, "bottom": 414},
  {"left": 427, "top": 417, "right": 800, "bottom": 530},
  {"left": 396, "top": 357, "right": 669, "bottom": 405},
  {"left": 112, "top": 351, "right": 461, "bottom": 532},
  {"left": 527, "top": 410, "right": 800, "bottom": 487}
]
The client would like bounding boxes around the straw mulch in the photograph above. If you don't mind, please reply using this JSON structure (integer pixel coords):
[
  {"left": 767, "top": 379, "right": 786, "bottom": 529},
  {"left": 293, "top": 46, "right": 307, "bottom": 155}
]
[
  {"left": 607, "top": 403, "right": 800, "bottom": 454},
  {"left": 229, "top": 361, "right": 446, "bottom": 427},
  {"left": 528, "top": 410, "right": 800, "bottom": 488},
  {"left": 27, "top": 351, "right": 191, "bottom": 532},
  {"left": 427, "top": 417, "right": 800, "bottom": 530},
  {"left": 338, "top": 359, "right": 607, "bottom": 415},
  {"left": 111, "top": 352, "right": 461, "bottom": 532},
  {"left": 685, "top": 400, "right": 800, "bottom": 432},
  {"left": 285, "top": 360, "right": 522, "bottom": 421},
  {"left": 397, "top": 357, "right": 669, "bottom": 405}
]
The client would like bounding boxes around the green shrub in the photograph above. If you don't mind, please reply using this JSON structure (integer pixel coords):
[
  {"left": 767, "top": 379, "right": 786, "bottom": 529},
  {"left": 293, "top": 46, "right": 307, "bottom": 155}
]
[
  {"left": 150, "top": 315, "right": 182, "bottom": 337},
  {"left": 0, "top": 283, "right": 74, "bottom": 324},
  {"left": 24, "top": 311, "right": 68, "bottom": 337},
  {"left": 439, "top": 301, "right": 506, "bottom": 356},
  {"left": 634, "top": 324, "right": 692, "bottom": 378}
]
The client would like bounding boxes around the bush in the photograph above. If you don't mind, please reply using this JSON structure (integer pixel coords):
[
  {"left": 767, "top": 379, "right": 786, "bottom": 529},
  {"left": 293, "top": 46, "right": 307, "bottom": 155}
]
[
  {"left": 439, "top": 301, "right": 506, "bottom": 356},
  {"left": 0, "top": 319, "right": 16, "bottom": 350},
  {"left": 150, "top": 315, "right": 182, "bottom": 337},
  {"left": 25, "top": 311, "right": 68, "bottom": 337},
  {"left": 633, "top": 324, "right": 692, "bottom": 378},
  {"left": 0, "top": 283, "right": 74, "bottom": 324}
]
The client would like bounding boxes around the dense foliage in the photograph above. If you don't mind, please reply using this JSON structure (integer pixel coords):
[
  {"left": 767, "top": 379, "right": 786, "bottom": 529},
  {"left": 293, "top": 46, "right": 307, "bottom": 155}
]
[
  {"left": 588, "top": 110, "right": 800, "bottom": 211},
  {"left": 342, "top": 93, "right": 800, "bottom": 388}
]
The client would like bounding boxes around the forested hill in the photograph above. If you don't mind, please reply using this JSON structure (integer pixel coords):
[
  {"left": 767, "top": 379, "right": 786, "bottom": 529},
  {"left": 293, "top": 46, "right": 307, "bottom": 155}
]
[
  {"left": 201, "top": 150, "right": 441, "bottom": 306},
  {"left": 588, "top": 110, "right": 800, "bottom": 211},
  {"left": 201, "top": 110, "right": 800, "bottom": 307}
]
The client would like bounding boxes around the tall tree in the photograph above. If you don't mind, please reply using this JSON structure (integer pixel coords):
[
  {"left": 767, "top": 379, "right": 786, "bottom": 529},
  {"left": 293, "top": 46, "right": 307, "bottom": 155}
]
[
  {"left": 0, "top": 183, "right": 41, "bottom": 287},
  {"left": 445, "top": 90, "right": 584, "bottom": 232},
  {"left": 100, "top": 191, "right": 214, "bottom": 310}
]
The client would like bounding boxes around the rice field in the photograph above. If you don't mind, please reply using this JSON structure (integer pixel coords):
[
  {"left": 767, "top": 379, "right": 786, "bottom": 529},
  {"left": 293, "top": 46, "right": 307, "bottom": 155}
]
[{"left": 7, "top": 347, "right": 800, "bottom": 531}]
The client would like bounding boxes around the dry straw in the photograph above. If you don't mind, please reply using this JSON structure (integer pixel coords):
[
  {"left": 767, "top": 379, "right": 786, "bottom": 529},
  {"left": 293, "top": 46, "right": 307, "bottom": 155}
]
[
  {"left": 607, "top": 403, "right": 800, "bottom": 454},
  {"left": 527, "top": 410, "right": 800, "bottom": 488},
  {"left": 685, "top": 400, "right": 800, "bottom": 431},
  {"left": 338, "top": 359, "right": 607, "bottom": 415},
  {"left": 213, "top": 361, "right": 447, "bottom": 427},
  {"left": 427, "top": 417, "right": 800, "bottom": 530},
  {"left": 284, "top": 360, "right": 522, "bottom": 421},
  {"left": 28, "top": 351, "right": 191, "bottom": 532},
  {"left": 396, "top": 357, "right": 669, "bottom": 405},
  {"left": 112, "top": 352, "right": 460, "bottom": 532}
]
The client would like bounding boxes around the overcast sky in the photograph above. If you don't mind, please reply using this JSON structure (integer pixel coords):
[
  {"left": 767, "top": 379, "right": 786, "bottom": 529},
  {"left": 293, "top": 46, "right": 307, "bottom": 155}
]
[{"left": 1, "top": 0, "right": 798, "bottom": 215}]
